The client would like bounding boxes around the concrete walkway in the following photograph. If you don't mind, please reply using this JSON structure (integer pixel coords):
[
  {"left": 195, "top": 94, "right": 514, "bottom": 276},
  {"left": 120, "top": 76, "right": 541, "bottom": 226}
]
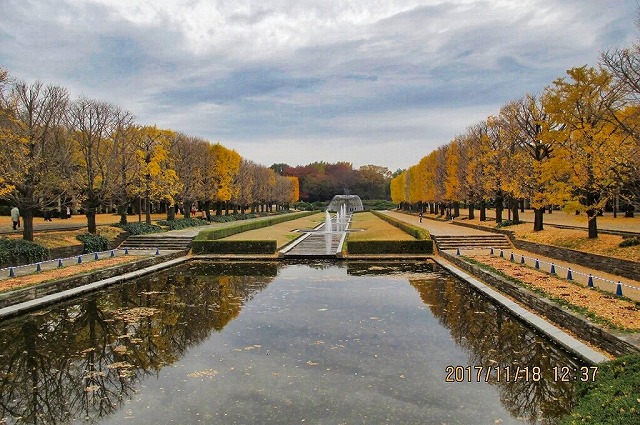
[
  {"left": 381, "top": 210, "right": 640, "bottom": 302},
  {"left": 459, "top": 209, "right": 640, "bottom": 235},
  {"left": 0, "top": 248, "right": 179, "bottom": 281}
]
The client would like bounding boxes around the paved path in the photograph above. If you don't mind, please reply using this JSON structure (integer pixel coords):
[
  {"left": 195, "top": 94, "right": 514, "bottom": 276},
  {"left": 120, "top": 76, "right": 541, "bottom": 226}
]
[
  {"left": 0, "top": 248, "right": 178, "bottom": 281},
  {"left": 381, "top": 210, "right": 640, "bottom": 301},
  {"left": 459, "top": 209, "right": 639, "bottom": 234}
]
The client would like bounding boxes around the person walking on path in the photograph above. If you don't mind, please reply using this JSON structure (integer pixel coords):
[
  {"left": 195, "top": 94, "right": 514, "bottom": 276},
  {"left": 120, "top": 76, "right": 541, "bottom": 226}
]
[
  {"left": 10, "top": 206, "right": 20, "bottom": 230},
  {"left": 419, "top": 211, "right": 423, "bottom": 223}
]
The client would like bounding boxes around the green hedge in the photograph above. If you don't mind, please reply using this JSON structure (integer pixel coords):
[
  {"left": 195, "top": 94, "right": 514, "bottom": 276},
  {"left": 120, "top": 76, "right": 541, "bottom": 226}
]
[
  {"left": 619, "top": 237, "right": 640, "bottom": 248},
  {"left": 0, "top": 238, "right": 49, "bottom": 267},
  {"left": 347, "top": 240, "right": 433, "bottom": 254},
  {"left": 194, "top": 211, "right": 316, "bottom": 241},
  {"left": 192, "top": 240, "right": 277, "bottom": 254},
  {"left": 76, "top": 233, "right": 110, "bottom": 253},
  {"left": 362, "top": 199, "right": 396, "bottom": 210},
  {"left": 158, "top": 217, "right": 209, "bottom": 230},
  {"left": 561, "top": 355, "right": 640, "bottom": 424},
  {"left": 370, "top": 211, "right": 430, "bottom": 240},
  {"left": 115, "top": 222, "right": 164, "bottom": 235}
]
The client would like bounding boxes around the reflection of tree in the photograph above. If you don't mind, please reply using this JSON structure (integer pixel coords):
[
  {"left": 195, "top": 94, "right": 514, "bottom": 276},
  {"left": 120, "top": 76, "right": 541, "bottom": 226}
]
[
  {"left": 410, "top": 275, "right": 581, "bottom": 424},
  {"left": 0, "top": 261, "right": 276, "bottom": 424}
]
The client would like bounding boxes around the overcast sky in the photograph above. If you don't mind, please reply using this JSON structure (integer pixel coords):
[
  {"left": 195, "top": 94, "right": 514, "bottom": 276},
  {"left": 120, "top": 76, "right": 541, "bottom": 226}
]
[{"left": 1, "top": 1, "right": 638, "bottom": 171}]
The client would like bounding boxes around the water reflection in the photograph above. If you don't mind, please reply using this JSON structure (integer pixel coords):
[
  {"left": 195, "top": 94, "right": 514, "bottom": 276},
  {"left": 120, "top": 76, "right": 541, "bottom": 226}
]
[
  {"left": 0, "top": 261, "right": 277, "bottom": 424},
  {"left": 410, "top": 273, "right": 582, "bottom": 424},
  {"left": 0, "top": 261, "right": 583, "bottom": 424}
]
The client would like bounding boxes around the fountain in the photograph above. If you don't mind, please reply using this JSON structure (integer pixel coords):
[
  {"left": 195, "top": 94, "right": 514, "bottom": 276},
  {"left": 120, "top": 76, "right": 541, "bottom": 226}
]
[
  {"left": 325, "top": 210, "right": 332, "bottom": 233},
  {"left": 281, "top": 195, "right": 357, "bottom": 257}
]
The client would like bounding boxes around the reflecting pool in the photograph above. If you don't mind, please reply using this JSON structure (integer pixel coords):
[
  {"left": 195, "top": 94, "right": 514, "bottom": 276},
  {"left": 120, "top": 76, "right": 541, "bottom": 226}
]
[{"left": 0, "top": 260, "right": 584, "bottom": 424}]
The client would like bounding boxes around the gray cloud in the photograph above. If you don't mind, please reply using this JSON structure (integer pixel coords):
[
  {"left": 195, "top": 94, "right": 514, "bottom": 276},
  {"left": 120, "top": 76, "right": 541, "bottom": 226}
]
[{"left": 1, "top": 0, "right": 638, "bottom": 170}]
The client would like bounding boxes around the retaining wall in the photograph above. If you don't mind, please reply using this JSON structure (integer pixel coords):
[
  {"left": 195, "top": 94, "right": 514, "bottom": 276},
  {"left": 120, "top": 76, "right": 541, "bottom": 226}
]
[
  {"left": 448, "top": 220, "right": 640, "bottom": 281},
  {"left": 0, "top": 251, "right": 186, "bottom": 309},
  {"left": 441, "top": 251, "right": 640, "bottom": 357}
]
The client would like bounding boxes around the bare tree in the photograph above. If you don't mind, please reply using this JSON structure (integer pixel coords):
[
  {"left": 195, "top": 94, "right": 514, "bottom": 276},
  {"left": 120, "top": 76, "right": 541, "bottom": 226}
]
[
  {"left": 0, "top": 80, "right": 69, "bottom": 240},
  {"left": 109, "top": 109, "right": 136, "bottom": 224},
  {"left": 68, "top": 97, "right": 118, "bottom": 234},
  {"left": 601, "top": 43, "right": 640, "bottom": 212}
]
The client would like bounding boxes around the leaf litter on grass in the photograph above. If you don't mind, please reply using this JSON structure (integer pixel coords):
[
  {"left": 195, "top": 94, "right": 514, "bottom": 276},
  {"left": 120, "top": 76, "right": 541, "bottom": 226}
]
[{"left": 471, "top": 255, "right": 640, "bottom": 330}]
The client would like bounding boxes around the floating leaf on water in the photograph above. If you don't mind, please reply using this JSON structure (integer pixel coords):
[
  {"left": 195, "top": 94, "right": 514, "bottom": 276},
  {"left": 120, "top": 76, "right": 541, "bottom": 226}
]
[
  {"left": 108, "top": 361, "right": 134, "bottom": 369},
  {"left": 112, "top": 346, "right": 128, "bottom": 355},
  {"left": 243, "top": 345, "right": 262, "bottom": 351},
  {"left": 187, "top": 369, "right": 219, "bottom": 378}
]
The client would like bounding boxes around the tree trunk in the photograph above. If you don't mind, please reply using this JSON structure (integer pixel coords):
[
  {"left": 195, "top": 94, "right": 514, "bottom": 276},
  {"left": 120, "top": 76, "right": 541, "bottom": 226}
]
[
  {"left": 216, "top": 201, "right": 223, "bottom": 216},
  {"left": 145, "top": 196, "right": 151, "bottom": 225},
  {"left": 167, "top": 205, "right": 175, "bottom": 221},
  {"left": 86, "top": 208, "right": 97, "bottom": 234},
  {"left": 533, "top": 208, "right": 544, "bottom": 231},
  {"left": 138, "top": 197, "right": 142, "bottom": 223},
  {"left": 468, "top": 203, "right": 474, "bottom": 220},
  {"left": 587, "top": 209, "right": 598, "bottom": 238},
  {"left": 495, "top": 196, "right": 503, "bottom": 223},
  {"left": 118, "top": 204, "right": 128, "bottom": 225},
  {"left": 511, "top": 199, "right": 519, "bottom": 223},
  {"left": 479, "top": 201, "right": 486, "bottom": 221},
  {"left": 22, "top": 208, "right": 34, "bottom": 241},
  {"left": 453, "top": 201, "right": 460, "bottom": 217}
]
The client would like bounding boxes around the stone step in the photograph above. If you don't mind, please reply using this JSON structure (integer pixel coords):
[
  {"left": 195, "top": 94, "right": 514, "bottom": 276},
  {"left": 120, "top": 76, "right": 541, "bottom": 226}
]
[
  {"left": 432, "top": 234, "right": 511, "bottom": 250},
  {"left": 120, "top": 235, "right": 193, "bottom": 250}
]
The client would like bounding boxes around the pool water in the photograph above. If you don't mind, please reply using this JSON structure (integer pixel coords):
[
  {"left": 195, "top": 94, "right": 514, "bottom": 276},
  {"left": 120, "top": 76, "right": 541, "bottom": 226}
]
[{"left": 0, "top": 260, "right": 583, "bottom": 424}]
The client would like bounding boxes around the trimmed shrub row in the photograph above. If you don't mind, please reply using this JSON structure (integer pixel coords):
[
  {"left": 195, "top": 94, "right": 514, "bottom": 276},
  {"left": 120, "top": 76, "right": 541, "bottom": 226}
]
[
  {"left": 0, "top": 238, "right": 49, "bottom": 267},
  {"left": 194, "top": 211, "right": 316, "bottom": 241},
  {"left": 370, "top": 211, "right": 431, "bottom": 240},
  {"left": 158, "top": 217, "right": 208, "bottom": 230},
  {"left": 347, "top": 240, "right": 433, "bottom": 254},
  {"left": 619, "top": 236, "right": 640, "bottom": 248},
  {"left": 192, "top": 240, "right": 277, "bottom": 255},
  {"left": 114, "top": 222, "right": 164, "bottom": 235},
  {"left": 76, "top": 233, "right": 110, "bottom": 253}
]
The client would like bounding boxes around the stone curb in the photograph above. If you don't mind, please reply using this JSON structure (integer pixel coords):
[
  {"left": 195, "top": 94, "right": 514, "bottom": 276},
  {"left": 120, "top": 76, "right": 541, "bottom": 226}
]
[
  {"left": 434, "top": 257, "right": 610, "bottom": 364},
  {"left": 0, "top": 256, "right": 189, "bottom": 320}
]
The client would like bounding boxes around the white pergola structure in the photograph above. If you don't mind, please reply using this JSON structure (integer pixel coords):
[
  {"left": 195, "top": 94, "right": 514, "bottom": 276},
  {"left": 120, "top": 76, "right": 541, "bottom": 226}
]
[{"left": 327, "top": 195, "right": 364, "bottom": 213}]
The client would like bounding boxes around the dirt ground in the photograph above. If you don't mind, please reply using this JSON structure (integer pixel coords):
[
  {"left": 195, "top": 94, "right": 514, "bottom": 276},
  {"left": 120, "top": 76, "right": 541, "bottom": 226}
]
[
  {"left": 468, "top": 254, "right": 640, "bottom": 331},
  {"left": 0, "top": 256, "right": 141, "bottom": 293}
]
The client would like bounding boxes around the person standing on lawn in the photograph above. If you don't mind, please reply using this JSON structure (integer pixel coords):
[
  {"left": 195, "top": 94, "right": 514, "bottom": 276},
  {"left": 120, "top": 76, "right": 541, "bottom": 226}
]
[{"left": 10, "top": 206, "right": 20, "bottom": 230}]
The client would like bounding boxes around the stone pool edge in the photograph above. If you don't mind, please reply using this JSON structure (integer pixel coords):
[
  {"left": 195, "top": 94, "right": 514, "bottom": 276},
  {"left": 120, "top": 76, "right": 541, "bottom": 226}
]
[
  {"left": 434, "top": 257, "right": 611, "bottom": 364},
  {"left": 0, "top": 256, "right": 190, "bottom": 320},
  {"left": 0, "top": 253, "right": 622, "bottom": 364}
]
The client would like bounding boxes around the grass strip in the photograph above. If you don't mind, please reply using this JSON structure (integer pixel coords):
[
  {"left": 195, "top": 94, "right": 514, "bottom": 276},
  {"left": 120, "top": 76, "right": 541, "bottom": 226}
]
[
  {"left": 461, "top": 256, "right": 638, "bottom": 332},
  {"left": 560, "top": 354, "right": 640, "bottom": 425},
  {"left": 371, "top": 211, "right": 430, "bottom": 240},
  {"left": 194, "top": 211, "right": 316, "bottom": 241}
]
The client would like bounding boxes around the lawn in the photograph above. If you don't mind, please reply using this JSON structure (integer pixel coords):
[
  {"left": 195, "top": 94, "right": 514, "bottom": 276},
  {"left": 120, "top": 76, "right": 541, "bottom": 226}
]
[
  {"left": 347, "top": 212, "right": 416, "bottom": 241},
  {"left": 221, "top": 212, "right": 323, "bottom": 248},
  {"left": 5, "top": 226, "right": 125, "bottom": 249}
]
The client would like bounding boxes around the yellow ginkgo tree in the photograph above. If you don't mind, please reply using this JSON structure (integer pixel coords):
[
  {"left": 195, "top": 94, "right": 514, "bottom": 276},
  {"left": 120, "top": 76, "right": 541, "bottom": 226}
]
[
  {"left": 132, "top": 126, "right": 180, "bottom": 224},
  {"left": 543, "top": 66, "right": 624, "bottom": 238}
]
